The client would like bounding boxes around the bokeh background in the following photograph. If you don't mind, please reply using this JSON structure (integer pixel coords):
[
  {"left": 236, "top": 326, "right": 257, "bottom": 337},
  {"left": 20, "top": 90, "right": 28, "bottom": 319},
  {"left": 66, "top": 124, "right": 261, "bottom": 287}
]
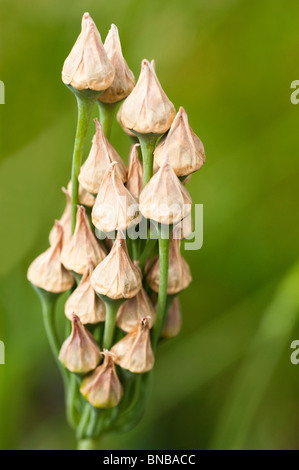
[{"left": 1, "top": 0, "right": 299, "bottom": 450}]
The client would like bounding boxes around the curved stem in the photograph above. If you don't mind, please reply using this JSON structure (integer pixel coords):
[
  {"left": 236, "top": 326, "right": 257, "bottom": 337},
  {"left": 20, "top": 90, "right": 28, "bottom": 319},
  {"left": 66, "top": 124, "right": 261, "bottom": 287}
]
[
  {"left": 77, "top": 437, "right": 100, "bottom": 450},
  {"left": 137, "top": 133, "right": 159, "bottom": 186},
  {"left": 97, "top": 101, "right": 118, "bottom": 139},
  {"left": 138, "top": 238, "right": 157, "bottom": 270},
  {"left": 103, "top": 301, "right": 121, "bottom": 350}
]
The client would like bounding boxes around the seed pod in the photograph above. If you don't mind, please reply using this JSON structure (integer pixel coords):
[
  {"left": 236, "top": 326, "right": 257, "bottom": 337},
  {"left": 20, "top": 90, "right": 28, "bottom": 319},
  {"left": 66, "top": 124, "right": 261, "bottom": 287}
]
[
  {"left": 154, "top": 107, "right": 206, "bottom": 176},
  {"left": 139, "top": 156, "right": 192, "bottom": 225},
  {"left": 59, "top": 314, "right": 102, "bottom": 373},
  {"left": 98, "top": 24, "right": 135, "bottom": 104},
  {"left": 49, "top": 187, "right": 72, "bottom": 247},
  {"left": 65, "top": 260, "right": 106, "bottom": 324},
  {"left": 111, "top": 317, "right": 155, "bottom": 373},
  {"left": 61, "top": 205, "right": 106, "bottom": 274},
  {"left": 161, "top": 297, "right": 182, "bottom": 338},
  {"left": 79, "top": 119, "right": 126, "bottom": 194},
  {"left": 91, "top": 232, "right": 142, "bottom": 300},
  {"left": 116, "top": 288, "right": 155, "bottom": 332},
  {"left": 118, "top": 59, "right": 176, "bottom": 135},
  {"left": 27, "top": 222, "right": 74, "bottom": 293},
  {"left": 91, "top": 162, "right": 141, "bottom": 233},
  {"left": 62, "top": 12, "right": 114, "bottom": 92},
  {"left": 146, "top": 238, "right": 192, "bottom": 294},
  {"left": 80, "top": 350, "right": 123, "bottom": 408},
  {"left": 117, "top": 106, "right": 136, "bottom": 137},
  {"left": 126, "top": 144, "right": 143, "bottom": 200},
  {"left": 172, "top": 213, "right": 193, "bottom": 240},
  {"left": 67, "top": 181, "right": 95, "bottom": 208}
]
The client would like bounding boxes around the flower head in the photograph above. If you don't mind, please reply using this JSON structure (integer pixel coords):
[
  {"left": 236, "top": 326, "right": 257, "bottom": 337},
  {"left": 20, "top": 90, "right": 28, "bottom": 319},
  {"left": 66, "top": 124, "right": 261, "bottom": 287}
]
[
  {"left": 116, "top": 288, "right": 155, "bottom": 332},
  {"left": 126, "top": 144, "right": 143, "bottom": 200},
  {"left": 62, "top": 12, "right": 114, "bottom": 91},
  {"left": 27, "top": 222, "right": 74, "bottom": 293},
  {"left": 59, "top": 314, "right": 102, "bottom": 373}
]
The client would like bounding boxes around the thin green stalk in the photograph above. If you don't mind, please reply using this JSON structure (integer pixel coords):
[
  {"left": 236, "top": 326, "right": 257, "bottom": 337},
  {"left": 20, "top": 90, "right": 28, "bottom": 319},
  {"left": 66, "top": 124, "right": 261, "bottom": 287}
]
[
  {"left": 70, "top": 90, "right": 99, "bottom": 232},
  {"left": 103, "top": 301, "right": 121, "bottom": 350},
  {"left": 97, "top": 101, "right": 118, "bottom": 139},
  {"left": 138, "top": 238, "right": 157, "bottom": 270},
  {"left": 77, "top": 437, "right": 100, "bottom": 450},
  {"left": 137, "top": 133, "right": 159, "bottom": 186}
]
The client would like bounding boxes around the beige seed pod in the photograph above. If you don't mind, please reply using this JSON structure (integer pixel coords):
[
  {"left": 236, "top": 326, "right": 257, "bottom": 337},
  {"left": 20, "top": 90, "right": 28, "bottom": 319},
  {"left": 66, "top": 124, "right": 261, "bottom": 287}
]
[
  {"left": 111, "top": 318, "right": 155, "bottom": 374},
  {"left": 98, "top": 24, "right": 135, "bottom": 104},
  {"left": 139, "top": 156, "right": 192, "bottom": 225},
  {"left": 27, "top": 222, "right": 74, "bottom": 293},
  {"left": 65, "top": 260, "right": 106, "bottom": 324},
  {"left": 61, "top": 205, "right": 106, "bottom": 274},
  {"left": 91, "top": 233, "right": 142, "bottom": 300},
  {"left": 118, "top": 59, "right": 176, "bottom": 135},
  {"left": 49, "top": 187, "right": 72, "bottom": 247},
  {"left": 154, "top": 107, "right": 206, "bottom": 176},
  {"left": 172, "top": 213, "right": 193, "bottom": 240},
  {"left": 146, "top": 238, "right": 192, "bottom": 294},
  {"left": 91, "top": 162, "right": 141, "bottom": 233},
  {"left": 80, "top": 350, "right": 123, "bottom": 408},
  {"left": 116, "top": 288, "right": 156, "bottom": 332},
  {"left": 117, "top": 106, "right": 136, "bottom": 137},
  {"left": 59, "top": 314, "right": 102, "bottom": 373},
  {"left": 126, "top": 144, "right": 143, "bottom": 200},
  {"left": 67, "top": 181, "right": 95, "bottom": 208},
  {"left": 161, "top": 297, "right": 182, "bottom": 338},
  {"left": 62, "top": 12, "right": 114, "bottom": 92},
  {"left": 79, "top": 119, "right": 126, "bottom": 194}
]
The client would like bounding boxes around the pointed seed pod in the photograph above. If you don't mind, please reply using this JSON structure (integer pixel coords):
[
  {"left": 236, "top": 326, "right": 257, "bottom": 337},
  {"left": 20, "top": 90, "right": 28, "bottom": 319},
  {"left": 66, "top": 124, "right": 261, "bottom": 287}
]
[
  {"left": 61, "top": 205, "right": 106, "bottom": 274},
  {"left": 161, "top": 297, "right": 182, "bottom": 338},
  {"left": 62, "top": 12, "right": 115, "bottom": 91},
  {"left": 49, "top": 187, "right": 72, "bottom": 247},
  {"left": 59, "top": 314, "right": 102, "bottom": 373},
  {"left": 117, "top": 106, "right": 136, "bottom": 137},
  {"left": 146, "top": 238, "right": 192, "bottom": 294},
  {"left": 92, "top": 162, "right": 141, "bottom": 233},
  {"left": 172, "top": 213, "right": 193, "bottom": 240},
  {"left": 98, "top": 24, "right": 135, "bottom": 104},
  {"left": 65, "top": 260, "right": 106, "bottom": 324},
  {"left": 140, "top": 156, "right": 192, "bottom": 225},
  {"left": 116, "top": 288, "right": 156, "bottom": 332},
  {"left": 79, "top": 119, "right": 126, "bottom": 194},
  {"left": 80, "top": 350, "right": 123, "bottom": 408},
  {"left": 27, "top": 222, "right": 74, "bottom": 293},
  {"left": 67, "top": 181, "right": 95, "bottom": 208},
  {"left": 118, "top": 59, "right": 176, "bottom": 135},
  {"left": 91, "top": 232, "right": 142, "bottom": 300},
  {"left": 111, "top": 317, "right": 155, "bottom": 373},
  {"left": 126, "top": 144, "right": 143, "bottom": 200}
]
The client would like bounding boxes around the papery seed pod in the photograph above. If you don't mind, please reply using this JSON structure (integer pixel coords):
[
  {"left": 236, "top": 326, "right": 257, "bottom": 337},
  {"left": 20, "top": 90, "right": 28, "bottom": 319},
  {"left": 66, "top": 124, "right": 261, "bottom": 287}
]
[
  {"left": 161, "top": 297, "right": 182, "bottom": 338},
  {"left": 118, "top": 59, "right": 176, "bottom": 135},
  {"left": 98, "top": 24, "right": 135, "bottom": 104},
  {"left": 91, "top": 232, "right": 142, "bottom": 300},
  {"left": 126, "top": 144, "right": 143, "bottom": 200},
  {"left": 172, "top": 213, "right": 193, "bottom": 240},
  {"left": 116, "top": 288, "right": 156, "bottom": 332},
  {"left": 59, "top": 314, "right": 102, "bottom": 373},
  {"left": 91, "top": 162, "right": 141, "bottom": 233},
  {"left": 146, "top": 238, "right": 192, "bottom": 294},
  {"left": 49, "top": 187, "right": 72, "bottom": 247},
  {"left": 61, "top": 205, "right": 106, "bottom": 274},
  {"left": 111, "top": 317, "right": 155, "bottom": 373},
  {"left": 65, "top": 260, "right": 106, "bottom": 324},
  {"left": 67, "top": 181, "right": 95, "bottom": 208},
  {"left": 139, "top": 156, "right": 192, "bottom": 225},
  {"left": 80, "top": 350, "right": 123, "bottom": 408},
  {"left": 154, "top": 107, "right": 206, "bottom": 176},
  {"left": 62, "top": 12, "right": 114, "bottom": 92},
  {"left": 79, "top": 119, "right": 126, "bottom": 195},
  {"left": 27, "top": 222, "right": 74, "bottom": 293},
  {"left": 117, "top": 106, "right": 136, "bottom": 138}
]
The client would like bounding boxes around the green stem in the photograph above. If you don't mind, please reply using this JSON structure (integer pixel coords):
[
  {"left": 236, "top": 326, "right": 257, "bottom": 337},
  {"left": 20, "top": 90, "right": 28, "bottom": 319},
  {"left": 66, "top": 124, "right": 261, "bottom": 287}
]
[
  {"left": 97, "top": 101, "right": 118, "bottom": 139},
  {"left": 70, "top": 91, "right": 99, "bottom": 232},
  {"left": 103, "top": 301, "right": 121, "bottom": 350},
  {"left": 138, "top": 238, "right": 157, "bottom": 270},
  {"left": 137, "top": 133, "right": 159, "bottom": 186},
  {"left": 77, "top": 437, "right": 100, "bottom": 450}
]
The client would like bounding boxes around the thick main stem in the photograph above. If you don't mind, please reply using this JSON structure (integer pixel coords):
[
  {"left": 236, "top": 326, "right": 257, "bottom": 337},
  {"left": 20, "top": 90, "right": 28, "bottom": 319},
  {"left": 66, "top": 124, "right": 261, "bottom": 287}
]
[
  {"left": 71, "top": 93, "right": 99, "bottom": 232},
  {"left": 77, "top": 438, "right": 100, "bottom": 450},
  {"left": 97, "top": 101, "right": 118, "bottom": 139},
  {"left": 137, "top": 134, "right": 158, "bottom": 186}
]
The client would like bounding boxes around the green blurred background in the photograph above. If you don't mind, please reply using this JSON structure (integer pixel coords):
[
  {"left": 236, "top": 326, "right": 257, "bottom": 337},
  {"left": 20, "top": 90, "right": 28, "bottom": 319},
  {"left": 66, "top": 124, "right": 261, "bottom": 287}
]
[{"left": 1, "top": 0, "right": 299, "bottom": 450}]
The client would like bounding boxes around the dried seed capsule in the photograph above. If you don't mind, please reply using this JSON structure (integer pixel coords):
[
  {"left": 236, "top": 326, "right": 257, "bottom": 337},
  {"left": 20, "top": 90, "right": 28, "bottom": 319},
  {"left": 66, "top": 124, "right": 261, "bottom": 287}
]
[
  {"left": 80, "top": 350, "right": 123, "bottom": 408},
  {"left": 91, "top": 232, "right": 142, "bottom": 300},
  {"left": 118, "top": 59, "right": 176, "bottom": 135},
  {"left": 65, "top": 260, "right": 106, "bottom": 324},
  {"left": 91, "top": 162, "right": 141, "bottom": 233},
  {"left": 62, "top": 12, "right": 114, "bottom": 92},
  {"left": 161, "top": 297, "right": 182, "bottom": 338},
  {"left": 116, "top": 288, "right": 155, "bottom": 332},
  {"left": 49, "top": 187, "right": 72, "bottom": 247},
  {"left": 126, "top": 144, "right": 143, "bottom": 200},
  {"left": 154, "top": 107, "right": 206, "bottom": 176},
  {"left": 27, "top": 222, "right": 74, "bottom": 293},
  {"left": 111, "top": 317, "right": 155, "bottom": 373},
  {"left": 79, "top": 118, "right": 126, "bottom": 194},
  {"left": 59, "top": 314, "right": 102, "bottom": 373},
  {"left": 67, "top": 181, "right": 95, "bottom": 208},
  {"left": 98, "top": 24, "right": 135, "bottom": 104},
  {"left": 61, "top": 205, "right": 106, "bottom": 274}
]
